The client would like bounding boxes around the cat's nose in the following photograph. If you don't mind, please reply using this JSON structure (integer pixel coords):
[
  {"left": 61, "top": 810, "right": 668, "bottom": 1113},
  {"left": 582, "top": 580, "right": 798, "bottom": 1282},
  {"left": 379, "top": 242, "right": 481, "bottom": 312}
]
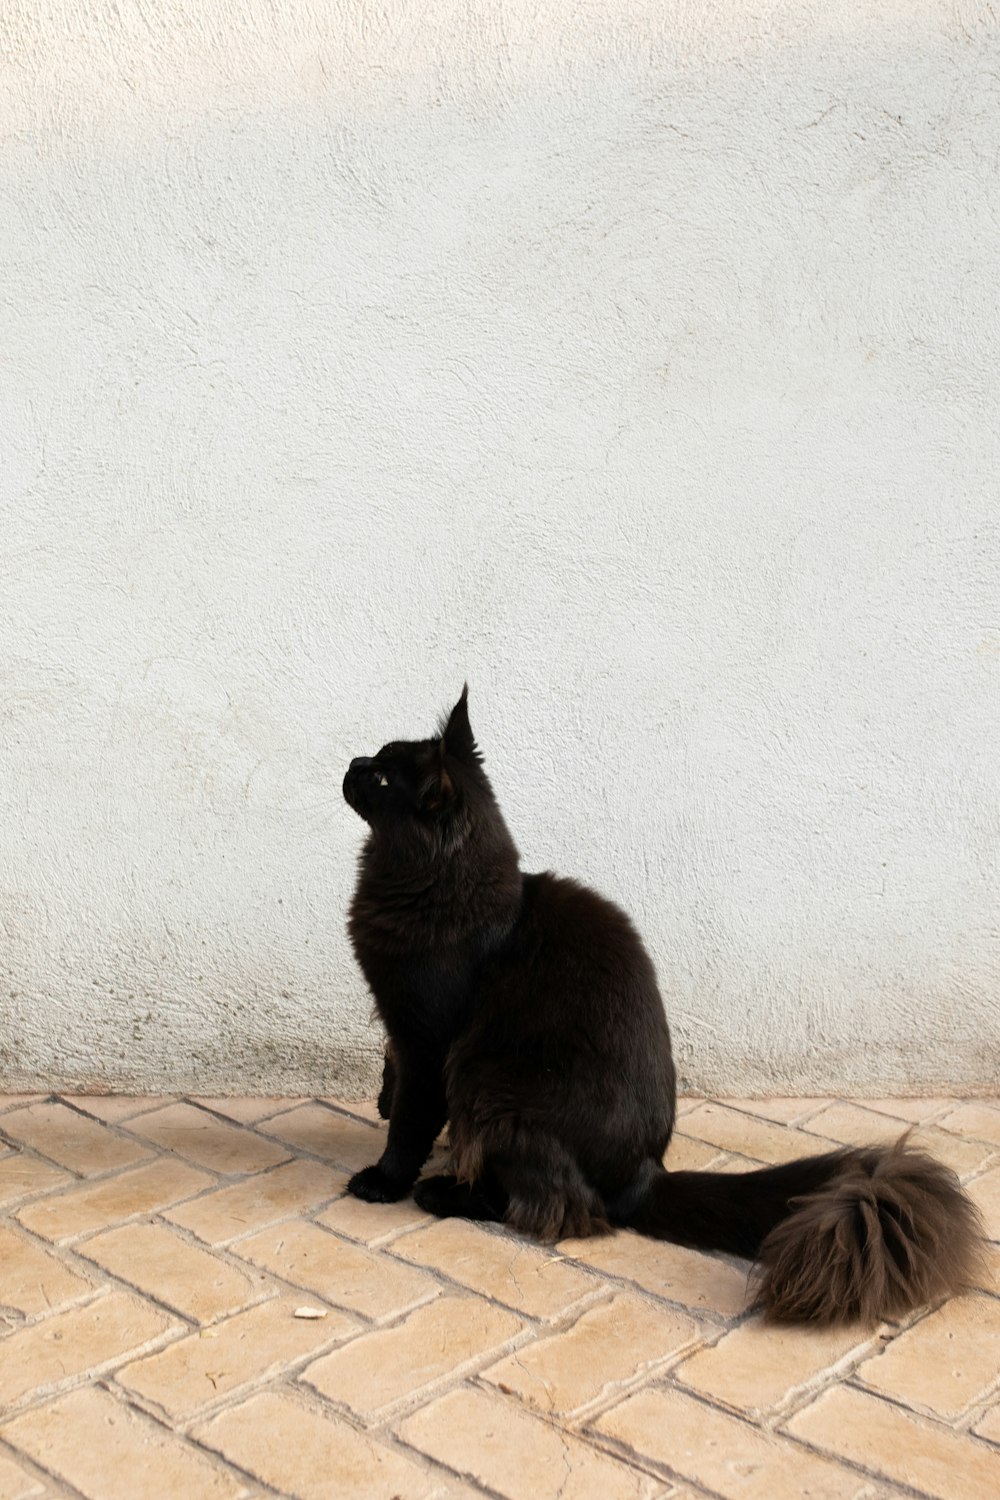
[{"left": 349, "top": 757, "right": 374, "bottom": 773}]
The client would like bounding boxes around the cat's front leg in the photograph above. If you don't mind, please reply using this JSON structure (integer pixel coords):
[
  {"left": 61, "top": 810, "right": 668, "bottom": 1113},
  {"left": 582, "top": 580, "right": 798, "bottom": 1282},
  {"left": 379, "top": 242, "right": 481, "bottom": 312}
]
[
  {"left": 376, "top": 1041, "right": 397, "bottom": 1120},
  {"left": 347, "top": 1048, "right": 446, "bottom": 1203}
]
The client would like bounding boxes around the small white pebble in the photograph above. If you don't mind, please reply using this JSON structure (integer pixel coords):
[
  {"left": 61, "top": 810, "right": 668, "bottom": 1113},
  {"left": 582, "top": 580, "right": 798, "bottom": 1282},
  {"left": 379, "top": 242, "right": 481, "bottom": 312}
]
[{"left": 293, "top": 1305, "right": 328, "bottom": 1320}]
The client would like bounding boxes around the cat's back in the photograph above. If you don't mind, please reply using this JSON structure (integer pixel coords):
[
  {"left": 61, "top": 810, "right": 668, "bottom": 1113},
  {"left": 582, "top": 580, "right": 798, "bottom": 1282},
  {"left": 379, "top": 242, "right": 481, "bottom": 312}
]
[
  {"left": 484, "top": 871, "right": 664, "bottom": 1030},
  {"left": 517, "top": 870, "right": 652, "bottom": 963},
  {"left": 453, "top": 868, "right": 674, "bottom": 1158}
]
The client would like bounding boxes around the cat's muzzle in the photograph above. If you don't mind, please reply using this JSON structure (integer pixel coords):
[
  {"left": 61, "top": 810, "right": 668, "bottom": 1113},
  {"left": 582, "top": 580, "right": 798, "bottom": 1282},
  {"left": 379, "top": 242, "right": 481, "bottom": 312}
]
[{"left": 343, "top": 757, "right": 375, "bottom": 816}]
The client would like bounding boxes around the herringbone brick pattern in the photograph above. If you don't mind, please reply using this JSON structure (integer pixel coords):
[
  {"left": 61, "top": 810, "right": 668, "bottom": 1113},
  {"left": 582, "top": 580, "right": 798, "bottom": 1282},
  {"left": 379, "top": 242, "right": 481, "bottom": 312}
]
[{"left": 1, "top": 1092, "right": 998, "bottom": 1499}]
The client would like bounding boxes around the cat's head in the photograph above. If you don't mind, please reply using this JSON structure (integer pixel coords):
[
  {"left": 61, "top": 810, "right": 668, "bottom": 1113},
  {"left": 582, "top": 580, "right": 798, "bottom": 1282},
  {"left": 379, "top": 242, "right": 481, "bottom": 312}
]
[{"left": 343, "top": 686, "right": 486, "bottom": 844}]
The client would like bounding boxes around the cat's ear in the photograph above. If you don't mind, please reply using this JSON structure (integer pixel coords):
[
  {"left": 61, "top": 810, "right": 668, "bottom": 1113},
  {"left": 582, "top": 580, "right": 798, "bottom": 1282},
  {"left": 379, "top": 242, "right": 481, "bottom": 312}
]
[
  {"left": 439, "top": 684, "right": 481, "bottom": 765},
  {"left": 421, "top": 744, "right": 455, "bottom": 813}
]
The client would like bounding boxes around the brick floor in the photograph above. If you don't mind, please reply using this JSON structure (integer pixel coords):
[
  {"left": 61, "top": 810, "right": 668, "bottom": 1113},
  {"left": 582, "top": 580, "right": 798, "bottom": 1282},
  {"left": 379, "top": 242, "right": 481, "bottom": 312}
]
[{"left": 0, "top": 1093, "right": 997, "bottom": 1500}]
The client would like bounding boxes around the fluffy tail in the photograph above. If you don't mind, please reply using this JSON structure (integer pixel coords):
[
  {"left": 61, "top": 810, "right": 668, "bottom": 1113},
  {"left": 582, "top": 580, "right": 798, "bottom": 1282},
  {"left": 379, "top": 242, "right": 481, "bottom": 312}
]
[{"left": 626, "top": 1136, "right": 985, "bottom": 1325}]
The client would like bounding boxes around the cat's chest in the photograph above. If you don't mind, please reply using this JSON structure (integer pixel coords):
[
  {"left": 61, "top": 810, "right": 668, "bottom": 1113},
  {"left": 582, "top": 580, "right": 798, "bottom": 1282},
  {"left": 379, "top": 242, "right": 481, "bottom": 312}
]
[{"left": 357, "top": 943, "right": 475, "bottom": 1049}]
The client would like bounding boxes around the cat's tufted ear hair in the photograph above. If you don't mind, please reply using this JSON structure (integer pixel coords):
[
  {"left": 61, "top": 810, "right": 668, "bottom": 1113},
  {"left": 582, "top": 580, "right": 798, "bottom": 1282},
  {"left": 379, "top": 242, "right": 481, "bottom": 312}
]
[
  {"left": 421, "top": 744, "right": 455, "bottom": 812},
  {"left": 438, "top": 684, "right": 481, "bottom": 766}
]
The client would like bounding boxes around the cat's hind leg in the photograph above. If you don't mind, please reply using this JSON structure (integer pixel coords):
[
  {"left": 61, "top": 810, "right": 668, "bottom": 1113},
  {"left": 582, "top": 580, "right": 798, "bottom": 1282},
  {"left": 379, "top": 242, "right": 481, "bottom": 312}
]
[
  {"left": 413, "top": 1173, "right": 506, "bottom": 1222},
  {"left": 487, "top": 1129, "right": 609, "bottom": 1242},
  {"left": 415, "top": 1144, "right": 605, "bottom": 1242}
]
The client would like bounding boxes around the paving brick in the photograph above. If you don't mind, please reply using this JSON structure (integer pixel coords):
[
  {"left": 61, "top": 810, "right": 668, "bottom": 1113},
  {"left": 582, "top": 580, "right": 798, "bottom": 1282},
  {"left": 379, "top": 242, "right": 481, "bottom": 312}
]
[
  {"left": 786, "top": 1384, "right": 1000, "bottom": 1500},
  {"left": 116, "top": 1295, "right": 356, "bottom": 1420},
  {"left": 194, "top": 1389, "right": 470, "bottom": 1499},
  {"left": 0, "top": 1290, "right": 179, "bottom": 1410},
  {"left": 559, "top": 1228, "right": 749, "bottom": 1318},
  {"left": 127, "top": 1102, "right": 289, "bottom": 1174},
  {"left": 16, "top": 1158, "right": 213, "bottom": 1242},
  {"left": 595, "top": 1385, "right": 876, "bottom": 1498},
  {"left": 1, "top": 1090, "right": 989, "bottom": 1500},
  {"left": 674, "top": 1316, "right": 877, "bottom": 1417},
  {"left": 0, "top": 1447, "right": 48, "bottom": 1499},
  {"left": 315, "top": 1191, "right": 432, "bottom": 1246},
  {"left": 60, "top": 1096, "right": 175, "bottom": 1124},
  {"left": 401, "top": 1385, "right": 658, "bottom": 1500},
  {"left": 328, "top": 1097, "right": 385, "bottom": 1124},
  {"left": 678, "top": 1104, "right": 841, "bottom": 1165},
  {"left": 975, "top": 1243, "right": 1000, "bottom": 1294},
  {"left": 303, "top": 1294, "right": 523, "bottom": 1421},
  {"left": 854, "top": 1097, "right": 957, "bottom": 1124},
  {"left": 675, "top": 1096, "right": 706, "bottom": 1114},
  {"left": 710, "top": 1155, "right": 769, "bottom": 1172},
  {"left": 717, "top": 1098, "right": 829, "bottom": 1125},
  {"left": 482, "top": 1292, "right": 702, "bottom": 1415},
  {"left": 80, "top": 1222, "right": 269, "bottom": 1324},
  {"left": 2, "top": 1387, "right": 247, "bottom": 1499},
  {"left": 660, "top": 1491, "right": 718, "bottom": 1500},
  {"left": 854, "top": 1293, "right": 1000, "bottom": 1421},
  {"left": 936, "top": 1102, "right": 1000, "bottom": 1148},
  {"left": 966, "top": 1164, "right": 1000, "bottom": 1240},
  {"left": 164, "top": 1159, "right": 343, "bottom": 1245},
  {"left": 256, "top": 1103, "right": 386, "bottom": 1173},
  {"left": 234, "top": 1219, "right": 438, "bottom": 1321},
  {"left": 391, "top": 1218, "right": 597, "bottom": 1318},
  {"left": 663, "top": 1133, "right": 728, "bottom": 1171},
  {"left": 192, "top": 1097, "right": 304, "bottom": 1125},
  {"left": 975, "top": 1402, "right": 1000, "bottom": 1444},
  {"left": 0, "top": 1101, "right": 150, "bottom": 1176},
  {"left": 0, "top": 1224, "right": 94, "bottom": 1317},
  {"left": 802, "top": 1102, "right": 997, "bottom": 1178}
]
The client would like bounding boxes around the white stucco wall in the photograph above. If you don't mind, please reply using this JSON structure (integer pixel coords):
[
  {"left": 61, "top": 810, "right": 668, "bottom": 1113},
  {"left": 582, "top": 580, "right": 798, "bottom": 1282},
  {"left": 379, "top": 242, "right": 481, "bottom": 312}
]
[{"left": 2, "top": 1, "right": 998, "bottom": 1096}]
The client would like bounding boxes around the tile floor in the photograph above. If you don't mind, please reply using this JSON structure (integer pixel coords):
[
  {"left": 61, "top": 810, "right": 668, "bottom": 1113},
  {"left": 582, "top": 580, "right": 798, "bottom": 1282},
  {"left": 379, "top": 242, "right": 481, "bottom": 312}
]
[{"left": 0, "top": 1092, "right": 998, "bottom": 1499}]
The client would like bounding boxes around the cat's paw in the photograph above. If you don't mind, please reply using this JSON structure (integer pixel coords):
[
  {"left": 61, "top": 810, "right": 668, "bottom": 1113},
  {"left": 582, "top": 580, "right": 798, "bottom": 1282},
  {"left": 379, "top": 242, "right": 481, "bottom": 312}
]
[
  {"left": 346, "top": 1164, "right": 410, "bottom": 1203},
  {"left": 413, "top": 1174, "right": 464, "bottom": 1218}
]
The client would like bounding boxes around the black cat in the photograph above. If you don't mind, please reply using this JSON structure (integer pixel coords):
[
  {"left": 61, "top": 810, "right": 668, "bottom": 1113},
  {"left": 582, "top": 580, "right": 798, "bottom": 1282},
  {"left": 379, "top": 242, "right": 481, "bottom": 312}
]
[{"left": 342, "top": 689, "right": 982, "bottom": 1323}]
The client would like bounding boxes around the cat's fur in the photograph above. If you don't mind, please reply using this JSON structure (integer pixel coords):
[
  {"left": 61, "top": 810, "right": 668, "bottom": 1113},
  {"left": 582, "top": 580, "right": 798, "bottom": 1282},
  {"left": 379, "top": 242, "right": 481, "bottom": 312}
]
[{"left": 342, "top": 689, "right": 984, "bottom": 1324}]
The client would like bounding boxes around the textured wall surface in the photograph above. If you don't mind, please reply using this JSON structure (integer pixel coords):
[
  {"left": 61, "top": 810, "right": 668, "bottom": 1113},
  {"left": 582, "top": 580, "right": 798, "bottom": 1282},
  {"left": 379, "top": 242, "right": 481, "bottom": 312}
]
[{"left": 2, "top": 1, "right": 998, "bottom": 1095}]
